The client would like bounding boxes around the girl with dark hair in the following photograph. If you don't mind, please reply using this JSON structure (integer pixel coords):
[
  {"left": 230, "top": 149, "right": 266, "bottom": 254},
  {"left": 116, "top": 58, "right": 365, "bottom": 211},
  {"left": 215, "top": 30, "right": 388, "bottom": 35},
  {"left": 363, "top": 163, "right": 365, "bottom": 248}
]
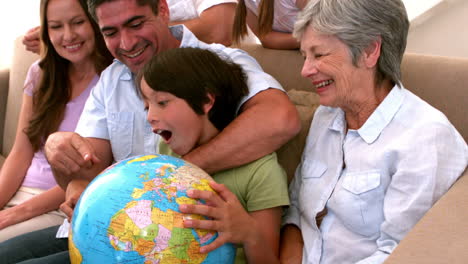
[
  {"left": 0, "top": 0, "right": 113, "bottom": 242},
  {"left": 233, "top": 0, "right": 308, "bottom": 49}
]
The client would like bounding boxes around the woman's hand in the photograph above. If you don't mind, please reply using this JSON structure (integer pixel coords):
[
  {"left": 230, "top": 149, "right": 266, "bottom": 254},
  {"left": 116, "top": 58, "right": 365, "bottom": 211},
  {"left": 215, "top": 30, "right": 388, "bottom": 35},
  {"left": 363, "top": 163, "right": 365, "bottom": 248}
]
[
  {"left": 179, "top": 181, "right": 256, "bottom": 253},
  {"left": 0, "top": 206, "right": 28, "bottom": 230},
  {"left": 0, "top": 186, "right": 65, "bottom": 230}
]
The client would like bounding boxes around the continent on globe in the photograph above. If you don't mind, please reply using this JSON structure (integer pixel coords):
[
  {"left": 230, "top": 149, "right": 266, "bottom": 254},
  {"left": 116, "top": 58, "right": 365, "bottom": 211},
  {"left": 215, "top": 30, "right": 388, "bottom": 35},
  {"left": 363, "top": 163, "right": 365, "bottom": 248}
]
[{"left": 70, "top": 155, "right": 236, "bottom": 264}]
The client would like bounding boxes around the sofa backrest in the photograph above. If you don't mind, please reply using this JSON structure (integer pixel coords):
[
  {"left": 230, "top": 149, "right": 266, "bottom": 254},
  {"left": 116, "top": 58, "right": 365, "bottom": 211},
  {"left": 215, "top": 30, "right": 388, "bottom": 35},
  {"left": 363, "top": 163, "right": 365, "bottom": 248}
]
[
  {"left": 2, "top": 37, "right": 39, "bottom": 157},
  {"left": 2, "top": 40, "right": 467, "bottom": 181},
  {"left": 400, "top": 53, "right": 468, "bottom": 143},
  {"left": 0, "top": 69, "right": 9, "bottom": 154},
  {"left": 240, "top": 44, "right": 468, "bottom": 181}
]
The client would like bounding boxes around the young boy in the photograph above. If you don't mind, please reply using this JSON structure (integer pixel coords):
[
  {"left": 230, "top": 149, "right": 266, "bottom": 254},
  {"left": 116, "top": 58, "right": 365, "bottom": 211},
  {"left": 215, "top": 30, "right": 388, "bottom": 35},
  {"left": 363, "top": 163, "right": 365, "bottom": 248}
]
[{"left": 138, "top": 47, "right": 289, "bottom": 264}]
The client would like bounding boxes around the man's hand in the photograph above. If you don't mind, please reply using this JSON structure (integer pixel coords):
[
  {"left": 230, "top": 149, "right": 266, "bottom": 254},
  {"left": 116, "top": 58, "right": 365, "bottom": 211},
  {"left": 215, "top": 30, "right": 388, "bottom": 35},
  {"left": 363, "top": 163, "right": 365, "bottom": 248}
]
[
  {"left": 22, "top": 26, "right": 41, "bottom": 54},
  {"left": 45, "top": 132, "right": 100, "bottom": 189},
  {"left": 60, "top": 179, "right": 89, "bottom": 221}
]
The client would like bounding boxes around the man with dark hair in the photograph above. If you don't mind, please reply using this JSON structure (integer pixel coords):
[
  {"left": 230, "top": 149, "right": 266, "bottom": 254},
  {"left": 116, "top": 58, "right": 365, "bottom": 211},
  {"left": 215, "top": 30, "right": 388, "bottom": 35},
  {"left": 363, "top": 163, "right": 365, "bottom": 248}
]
[
  {"left": 47, "top": 0, "right": 298, "bottom": 197},
  {"left": 87, "top": 0, "right": 237, "bottom": 45},
  {"left": 0, "top": 0, "right": 300, "bottom": 262}
]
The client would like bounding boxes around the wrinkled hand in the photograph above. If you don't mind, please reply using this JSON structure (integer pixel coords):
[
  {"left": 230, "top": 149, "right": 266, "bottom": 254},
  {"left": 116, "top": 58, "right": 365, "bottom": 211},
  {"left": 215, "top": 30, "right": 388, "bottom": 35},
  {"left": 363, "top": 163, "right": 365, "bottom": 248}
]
[
  {"left": 179, "top": 181, "right": 255, "bottom": 253},
  {"left": 22, "top": 26, "right": 41, "bottom": 54},
  {"left": 60, "top": 179, "right": 89, "bottom": 221},
  {"left": 45, "top": 132, "right": 100, "bottom": 184}
]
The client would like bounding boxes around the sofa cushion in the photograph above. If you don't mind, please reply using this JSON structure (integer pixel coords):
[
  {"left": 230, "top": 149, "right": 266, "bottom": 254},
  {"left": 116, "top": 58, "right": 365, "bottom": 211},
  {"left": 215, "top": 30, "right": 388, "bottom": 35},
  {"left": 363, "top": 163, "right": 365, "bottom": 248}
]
[
  {"left": 239, "top": 44, "right": 313, "bottom": 92},
  {"left": 278, "top": 89, "right": 320, "bottom": 183},
  {"left": 2, "top": 37, "right": 39, "bottom": 157},
  {"left": 0, "top": 155, "right": 5, "bottom": 170},
  {"left": 0, "top": 69, "right": 9, "bottom": 154}
]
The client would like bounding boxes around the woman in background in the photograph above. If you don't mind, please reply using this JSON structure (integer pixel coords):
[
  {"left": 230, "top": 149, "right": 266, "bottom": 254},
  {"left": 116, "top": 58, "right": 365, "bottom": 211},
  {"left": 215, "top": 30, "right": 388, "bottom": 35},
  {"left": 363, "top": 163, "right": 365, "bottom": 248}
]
[
  {"left": 0, "top": 0, "right": 112, "bottom": 242},
  {"left": 280, "top": 0, "right": 468, "bottom": 263},
  {"left": 233, "top": 0, "right": 308, "bottom": 49}
]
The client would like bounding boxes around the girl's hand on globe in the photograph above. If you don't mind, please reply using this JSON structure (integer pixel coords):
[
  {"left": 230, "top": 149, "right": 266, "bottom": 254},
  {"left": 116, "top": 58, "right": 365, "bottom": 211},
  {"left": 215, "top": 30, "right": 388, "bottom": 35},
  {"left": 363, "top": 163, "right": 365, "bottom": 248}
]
[{"left": 180, "top": 181, "right": 259, "bottom": 253}]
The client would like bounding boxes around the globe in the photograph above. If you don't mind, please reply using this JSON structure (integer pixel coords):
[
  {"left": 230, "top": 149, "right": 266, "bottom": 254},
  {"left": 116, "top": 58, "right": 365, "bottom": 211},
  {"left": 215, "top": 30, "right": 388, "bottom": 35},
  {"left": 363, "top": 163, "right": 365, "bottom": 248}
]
[{"left": 69, "top": 154, "right": 236, "bottom": 264}]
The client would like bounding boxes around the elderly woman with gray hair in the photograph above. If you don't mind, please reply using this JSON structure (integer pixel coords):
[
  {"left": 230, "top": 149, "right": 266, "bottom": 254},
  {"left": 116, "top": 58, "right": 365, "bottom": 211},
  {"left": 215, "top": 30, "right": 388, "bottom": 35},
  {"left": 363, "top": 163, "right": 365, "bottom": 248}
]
[{"left": 280, "top": 0, "right": 468, "bottom": 263}]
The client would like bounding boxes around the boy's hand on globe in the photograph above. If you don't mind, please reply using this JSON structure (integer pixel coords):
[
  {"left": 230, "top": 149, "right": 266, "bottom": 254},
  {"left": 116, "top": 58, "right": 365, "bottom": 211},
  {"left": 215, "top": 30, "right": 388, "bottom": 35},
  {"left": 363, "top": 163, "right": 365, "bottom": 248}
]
[{"left": 180, "top": 181, "right": 256, "bottom": 253}]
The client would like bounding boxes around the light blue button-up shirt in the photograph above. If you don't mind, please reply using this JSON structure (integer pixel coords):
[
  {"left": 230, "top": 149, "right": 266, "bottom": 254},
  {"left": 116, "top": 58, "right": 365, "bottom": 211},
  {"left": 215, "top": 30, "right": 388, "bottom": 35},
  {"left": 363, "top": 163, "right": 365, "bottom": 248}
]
[
  {"left": 76, "top": 25, "right": 283, "bottom": 162},
  {"left": 284, "top": 85, "right": 468, "bottom": 264}
]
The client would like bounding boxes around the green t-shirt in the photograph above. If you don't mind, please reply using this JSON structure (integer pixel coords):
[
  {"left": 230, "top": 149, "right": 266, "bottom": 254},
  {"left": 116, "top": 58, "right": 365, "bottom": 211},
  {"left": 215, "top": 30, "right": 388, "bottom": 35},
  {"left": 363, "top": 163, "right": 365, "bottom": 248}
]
[{"left": 158, "top": 142, "right": 289, "bottom": 263}]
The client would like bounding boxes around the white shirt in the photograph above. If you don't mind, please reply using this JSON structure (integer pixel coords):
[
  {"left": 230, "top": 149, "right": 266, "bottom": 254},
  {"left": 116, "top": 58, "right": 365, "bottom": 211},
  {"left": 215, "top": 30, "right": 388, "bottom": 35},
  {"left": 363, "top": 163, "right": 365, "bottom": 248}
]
[
  {"left": 76, "top": 25, "right": 283, "bottom": 162},
  {"left": 245, "top": 0, "right": 300, "bottom": 32},
  {"left": 284, "top": 85, "right": 468, "bottom": 264},
  {"left": 168, "top": 0, "right": 237, "bottom": 21}
]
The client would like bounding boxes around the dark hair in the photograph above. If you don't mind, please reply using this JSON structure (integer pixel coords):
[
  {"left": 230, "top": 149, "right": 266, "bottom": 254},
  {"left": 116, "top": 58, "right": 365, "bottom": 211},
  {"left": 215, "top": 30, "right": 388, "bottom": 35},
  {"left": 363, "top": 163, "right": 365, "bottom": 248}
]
[
  {"left": 87, "top": 0, "right": 160, "bottom": 21},
  {"left": 138, "top": 47, "right": 248, "bottom": 131},
  {"left": 25, "top": 0, "right": 113, "bottom": 151},
  {"left": 233, "top": 0, "right": 274, "bottom": 44}
]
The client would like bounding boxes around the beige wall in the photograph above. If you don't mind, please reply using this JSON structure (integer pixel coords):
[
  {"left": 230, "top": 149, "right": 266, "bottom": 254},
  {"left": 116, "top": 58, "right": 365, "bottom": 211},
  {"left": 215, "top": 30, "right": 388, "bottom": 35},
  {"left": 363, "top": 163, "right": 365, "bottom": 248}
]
[
  {"left": 0, "top": 1, "right": 40, "bottom": 70},
  {"left": 406, "top": 0, "right": 468, "bottom": 58},
  {"left": 0, "top": 0, "right": 467, "bottom": 69}
]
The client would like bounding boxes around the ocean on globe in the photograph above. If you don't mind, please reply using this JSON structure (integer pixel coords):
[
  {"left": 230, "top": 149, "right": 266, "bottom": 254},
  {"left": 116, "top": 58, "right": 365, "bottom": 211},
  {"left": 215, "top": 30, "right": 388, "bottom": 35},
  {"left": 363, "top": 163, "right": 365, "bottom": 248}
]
[{"left": 69, "top": 154, "right": 236, "bottom": 264}]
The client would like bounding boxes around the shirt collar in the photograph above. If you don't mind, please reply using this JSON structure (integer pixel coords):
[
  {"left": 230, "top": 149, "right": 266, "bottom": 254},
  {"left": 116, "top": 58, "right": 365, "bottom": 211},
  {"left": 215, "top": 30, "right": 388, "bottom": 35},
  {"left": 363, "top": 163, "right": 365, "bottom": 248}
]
[
  {"left": 358, "top": 84, "right": 404, "bottom": 144},
  {"left": 115, "top": 59, "right": 133, "bottom": 81},
  {"left": 169, "top": 24, "right": 201, "bottom": 48},
  {"left": 328, "top": 84, "right": 405, "bottom": 143},
  {"left": 329, "top": 109, "right": 346, "bottom": 133}
]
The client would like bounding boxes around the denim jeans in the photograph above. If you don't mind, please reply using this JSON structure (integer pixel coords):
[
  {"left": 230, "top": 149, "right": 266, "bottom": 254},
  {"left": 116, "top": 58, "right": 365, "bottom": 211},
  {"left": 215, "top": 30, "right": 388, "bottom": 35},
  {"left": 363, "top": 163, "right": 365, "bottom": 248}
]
[{"left": 0, "top": 225, "right": 69, "bottom": 264}]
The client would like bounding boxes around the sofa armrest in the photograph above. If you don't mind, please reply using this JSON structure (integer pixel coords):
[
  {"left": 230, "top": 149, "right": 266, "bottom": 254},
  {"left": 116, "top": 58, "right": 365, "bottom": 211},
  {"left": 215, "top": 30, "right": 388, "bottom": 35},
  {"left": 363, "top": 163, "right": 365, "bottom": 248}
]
[{"left": 385, "top": 167, "right": 468, "bottom": 264}]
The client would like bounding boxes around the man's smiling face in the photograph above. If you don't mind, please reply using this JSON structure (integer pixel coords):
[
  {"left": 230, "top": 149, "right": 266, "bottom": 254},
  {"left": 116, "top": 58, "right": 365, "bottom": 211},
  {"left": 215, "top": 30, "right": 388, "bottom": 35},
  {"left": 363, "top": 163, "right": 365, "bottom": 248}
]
[{"left": 96, "top": 0, "right": 173, "bottom": 73}]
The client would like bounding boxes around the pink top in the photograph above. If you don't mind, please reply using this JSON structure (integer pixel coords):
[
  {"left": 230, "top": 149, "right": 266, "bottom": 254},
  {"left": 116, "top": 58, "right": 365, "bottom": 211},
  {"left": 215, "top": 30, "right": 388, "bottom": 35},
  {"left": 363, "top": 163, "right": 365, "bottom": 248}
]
[{"left": 22, "top": 61, "right": 98, "bottom": 190}]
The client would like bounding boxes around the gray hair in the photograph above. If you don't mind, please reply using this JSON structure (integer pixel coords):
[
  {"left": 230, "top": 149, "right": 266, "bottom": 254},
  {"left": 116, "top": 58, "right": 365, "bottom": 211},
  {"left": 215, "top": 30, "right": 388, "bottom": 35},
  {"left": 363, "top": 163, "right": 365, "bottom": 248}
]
[{"left": 294, "top": 0, "right": 409, "bottom": 84}]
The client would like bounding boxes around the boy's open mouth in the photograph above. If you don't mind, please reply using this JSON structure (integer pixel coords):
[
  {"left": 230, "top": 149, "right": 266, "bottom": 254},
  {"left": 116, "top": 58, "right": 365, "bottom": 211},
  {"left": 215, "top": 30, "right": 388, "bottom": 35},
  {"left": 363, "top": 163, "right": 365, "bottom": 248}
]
[{"left": 155, "top": 129, "right": 172, "bottom": 142}]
